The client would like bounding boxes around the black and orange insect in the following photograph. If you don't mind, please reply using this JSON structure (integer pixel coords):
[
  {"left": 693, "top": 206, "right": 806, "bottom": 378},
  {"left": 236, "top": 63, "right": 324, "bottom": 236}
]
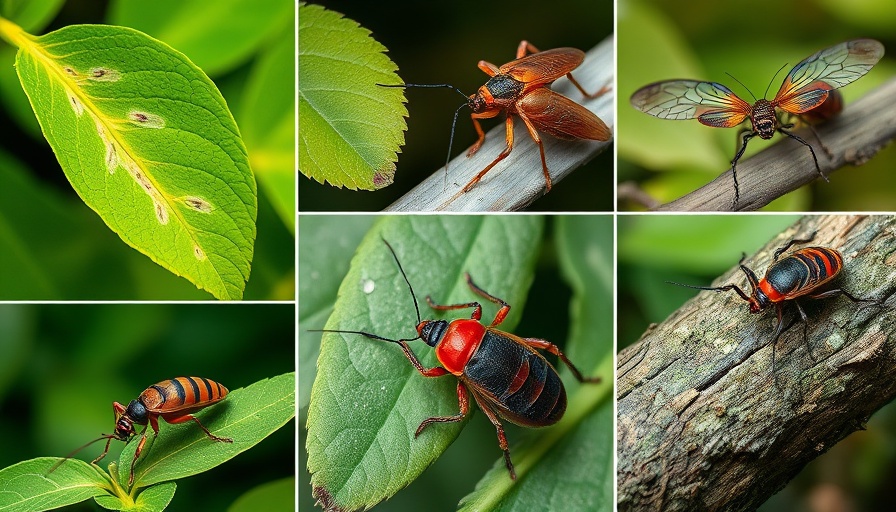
[
  {"left": 383, "top": 40, "right": 612, "bottom": 193},
  {"left": 315, "top": 239, "right": 600, "bottom": 479},
  {"left": 631, "top": 39, "right": 885, "bottom": 204},
  {"left": 670, "top": 232, "right": 881, "bottom": 384},
  {"left": 51, "top": 377, "right": 232, "bottom": 485}
]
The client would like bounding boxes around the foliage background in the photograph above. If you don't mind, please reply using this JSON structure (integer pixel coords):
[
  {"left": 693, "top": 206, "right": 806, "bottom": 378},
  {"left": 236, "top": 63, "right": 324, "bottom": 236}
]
[
  {"left": 0, "top": 303, "right": 295, "bottom": 511},
  {"left": 618, "top": 215, "right": 896, "bottom": 510},
  {"left": 298, "top": 0, "right": 614, "bottom": 212},
  {"left": 0, "top": 0, "right": 295, "bottom": 299},
  {"left": 618, "top": 0, "right": 896, "bottom": 210}
]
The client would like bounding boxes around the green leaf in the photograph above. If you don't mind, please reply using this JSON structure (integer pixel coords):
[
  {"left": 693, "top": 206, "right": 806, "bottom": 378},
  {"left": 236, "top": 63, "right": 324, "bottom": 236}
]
[
  {"left": 91, "top": 481, "right": 175, "bottom": 511},
  {"left": 298, "top": 3, "right": 407, "bottom": 190},
  {"left": 0, "top": 458, "right": 111, "bottom": 512},
  {"left": 123, "top": 373, "right": 295, "bottom": 489},
  {"left": 239, "top": 21, "right": 295, "bottom": 233},
  {"left": 306, "top": 216, "right": 544, "bottom": 512},
  {"left": 458, "top": 216, "right": 614, "bottom": 511},
  {"left": 2, "top": 19, "right": 257, "bottom": 300},
  {"left": 298, "top": 215, "right": 376, "bottom": 411},
  {"left": 106, "top": 0, "right": 292, "bottom": 76},
  {"left": 228, "top": 477, "right": 295, "bottom": 512}
]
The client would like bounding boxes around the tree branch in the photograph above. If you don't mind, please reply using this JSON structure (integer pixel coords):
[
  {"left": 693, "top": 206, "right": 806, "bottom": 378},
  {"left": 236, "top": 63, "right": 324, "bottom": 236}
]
[
  {"left": 617, "top": 215, "right": 896, "bottom": 511},
  {"left": 385, "top": 37, "right": 614, "bottom": 212},
  {"left": 655, "top": 78, "right": 896, "bottom": 211}
]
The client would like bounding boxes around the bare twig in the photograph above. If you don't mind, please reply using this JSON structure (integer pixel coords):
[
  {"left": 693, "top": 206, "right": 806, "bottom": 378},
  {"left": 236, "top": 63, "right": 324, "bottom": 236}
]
[
  {"left": 617, "top": 215, "right": 896, "bottom": 511},
  {"left": 655, "top": 78, "right": 896, "bottom": 211},
  {"left": 385, "top": 36, "right": 614, "bottom": 212}
]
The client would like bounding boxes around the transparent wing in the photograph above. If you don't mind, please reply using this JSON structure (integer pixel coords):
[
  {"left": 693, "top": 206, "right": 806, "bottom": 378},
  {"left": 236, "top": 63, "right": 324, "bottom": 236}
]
[
  {"left": 630, "top": 80, "right": 751, "bottom": 128},
  {"left": 774, "top": 39, "right": 884, "bottom": 114}
]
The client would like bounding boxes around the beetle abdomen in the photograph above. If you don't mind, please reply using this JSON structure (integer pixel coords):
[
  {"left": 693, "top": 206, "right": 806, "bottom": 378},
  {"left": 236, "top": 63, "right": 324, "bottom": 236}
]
[
  {"left": 765, "top": 247, "right": 841, "bottom": 299},
  {"left": 465, "top": 331, "right": 566, "bottom": 427},
  {"left": 140, "top": 377, "right": 229, "bottom": 413}
]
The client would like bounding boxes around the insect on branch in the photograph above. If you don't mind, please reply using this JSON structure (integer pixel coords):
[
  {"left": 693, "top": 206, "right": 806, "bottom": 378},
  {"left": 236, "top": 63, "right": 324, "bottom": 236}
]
[
  {"left": 655, "top": 77, "right": 896, "bottom": 211},
  {"left": 386, "top": 36, "right": 615, "bottom": 212}
]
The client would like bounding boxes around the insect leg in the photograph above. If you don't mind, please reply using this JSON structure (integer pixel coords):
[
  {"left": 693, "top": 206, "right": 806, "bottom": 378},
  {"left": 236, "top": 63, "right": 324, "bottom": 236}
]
[
  {"left": 797, "top": 116, "right": 835, "bottom": 159},
  {"left": 462, "top": 114, "right": 515, "bottom": 192},
  {"left": 793, "top": 300, "right": 815, "bottom": 361},
  {"left": 730, "top": 130, "right": 756, "bottom": 206},
  {"left": 770, "top": 304, "right": 786, "bottom": 389},
  {"left": 807, "top": 288, "right": 884, "bottom": 306},
  {"left": 773, "top": 231, "right": 817, "bottom": 261},
  {"left": 160, "top": 412, "right": 233, "bottom": 443},
  {"left": 463, "top": 272, "right": 510, "bottom": 327},
  {"left": 91, "top": 437, "right": 115, "bottom": 464},
  {"left": 779, "top": 128, "right": 827, "bottom": 182},
  {"left": 516, "top": 40, "right": 541, "bottom": 58},
  {"left": 128, "top": 423, "right": 151, "bottom": 486},
  {"left": 520, "top": 337, "right": 601, "bottom": 383},
  {"left": 514, "top": 108, "right": 552, "bottom": 191},
  {"left": 415, "top": 381, "right": 469, "bottom": 436},
  {"left": 467, "top": 388, "right": 516, "bottom": 479},
  {"left": 426, "top": 295, "right": 483, "bottom": 321},
  {"left": 477, "top": 60, "right": 499, "bottom": 76}
]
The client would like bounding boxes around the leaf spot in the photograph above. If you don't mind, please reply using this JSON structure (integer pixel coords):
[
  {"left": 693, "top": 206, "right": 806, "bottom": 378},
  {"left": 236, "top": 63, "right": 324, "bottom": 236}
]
[
  {"left": 63, "top": 66, "right": 78, "bottom": 77},
  {"left": 68, "top": 91, "right": 84, "bottom": 116},
  {"left": 88, "top": 67, "right": 121, "bottom": 82},
  {"left": 183, "top": 196, "right": 213, "bottom": 213},
  {"left": 127, "top": 111, "right": 165, "bottom": 129},
  {"left": 194, "top": 245, "right": 206, "bottom": 261},
  {"left": 362, "top": 279, "right": 375, "bottom": 294},
  {"left": 94, "top": 119, "right": 118, "bottom": 174},
  {"left": 155, "top": 202, "right": 169, "bottom": 225}
]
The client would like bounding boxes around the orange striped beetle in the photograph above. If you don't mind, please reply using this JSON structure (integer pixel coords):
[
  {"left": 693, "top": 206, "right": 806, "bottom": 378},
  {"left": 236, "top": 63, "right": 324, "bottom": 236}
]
[
  {"left": 52, "top": 377, "right": 232, "bottom": 485},
  {"left": 670, "top": 233, "right": 882, "bottom": 385}
]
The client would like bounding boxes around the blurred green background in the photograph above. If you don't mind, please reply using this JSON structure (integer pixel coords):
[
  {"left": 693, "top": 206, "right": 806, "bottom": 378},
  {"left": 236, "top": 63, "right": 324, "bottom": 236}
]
[
  {"left": 298, "top": 0, "right": 614, "bottom": 212},
  {"left": 618, "top": 0, "right": 896, "bottom": 210},
  {"left": 618, "top": 215, "right": 896, "bottom": 511},
  {"left": 0, "top": 0, "right": 295, "bottom": 299},
  {"left": 0, "top": 303, "right": 295, "bottom": 511},
  {"left": 299, "top": 215, "right": 613, "bottom": 511}
]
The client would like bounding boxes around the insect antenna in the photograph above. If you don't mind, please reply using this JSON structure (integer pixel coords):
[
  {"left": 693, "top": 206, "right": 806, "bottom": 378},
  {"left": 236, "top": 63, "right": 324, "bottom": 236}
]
[
  {"left": 666, "top": 280, "right": 753, "bottom": 302},
  {"left": 310, "top": 238, "right": 423, "bottom": 345},
  {"left": 377, "top": 83, "right": 470, "bottom": 185},
  {"left": 46, "top": 434, "right": 117, "bottom": 475},
  {"left": 725, "top": 72, "right": 757, "bottom": 102},
  {"left": 764, "top": 63, "right": 789, "bottom": 100}
]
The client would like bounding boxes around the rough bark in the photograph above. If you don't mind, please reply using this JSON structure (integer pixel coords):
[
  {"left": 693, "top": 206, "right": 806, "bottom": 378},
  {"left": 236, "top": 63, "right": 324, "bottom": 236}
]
[{"left": 617, "top": 215, "right": 896, "bottom": 511}]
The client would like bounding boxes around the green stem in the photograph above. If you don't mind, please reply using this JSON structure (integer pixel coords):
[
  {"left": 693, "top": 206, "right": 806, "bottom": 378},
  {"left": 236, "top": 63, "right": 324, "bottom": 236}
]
[{"left": 0, "top": 16, "right": 32, "bottom": 48}]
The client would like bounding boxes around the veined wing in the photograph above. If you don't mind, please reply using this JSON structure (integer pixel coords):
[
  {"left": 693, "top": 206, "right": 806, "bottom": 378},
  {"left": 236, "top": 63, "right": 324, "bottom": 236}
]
[
  {"left": 500, "top": 47, "right": 585, "bottom": 86},
  {"left": 630, "top": 80, "right": 751, "bottom": 128},
  {"left": 774, "top": 39, "right": 884, "bottom": 114}
]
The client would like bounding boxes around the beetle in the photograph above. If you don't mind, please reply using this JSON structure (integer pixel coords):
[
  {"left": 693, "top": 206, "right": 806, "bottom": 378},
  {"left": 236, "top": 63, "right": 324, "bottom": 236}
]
[
  {"left": 669, "top": 232, "right": 881, "bottom": 385},
  {"left": 51, "top": 377, "right": 232, "bottom": 485},
  {"left": 630, "top": 39, "right": 884, "bottom": 205},
  {"left": 381, "top": 40, "right": 612, "bottom": 193},
  {"left": 315, "top": 239, "right": 600, "bottom": 479}
]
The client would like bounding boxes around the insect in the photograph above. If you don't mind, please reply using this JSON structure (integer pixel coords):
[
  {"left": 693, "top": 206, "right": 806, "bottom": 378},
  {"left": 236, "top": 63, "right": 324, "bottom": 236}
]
[
  {"left": 315, "top": 239, "right": 600, "bottom": 479},
  {"left": 50, "top": 377, "right": 232, "bottom": 485},
  {"left": 669, "top": 232, "right": 881, "bottom": 385},
  {"left": 630, "top": 39, "right": 885, "bottom": 205},
  {"left": 381, "top": 40, "right": 611, "bottom": 193}
]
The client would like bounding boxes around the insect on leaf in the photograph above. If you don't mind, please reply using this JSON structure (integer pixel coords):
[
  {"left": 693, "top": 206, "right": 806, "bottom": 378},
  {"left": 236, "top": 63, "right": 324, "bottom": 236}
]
[
  {"left": 4, "top": 20, "right": 257, "bottom": 300},
  {"left": 298, "top": 3, "right": 408, "bottom": 190}
]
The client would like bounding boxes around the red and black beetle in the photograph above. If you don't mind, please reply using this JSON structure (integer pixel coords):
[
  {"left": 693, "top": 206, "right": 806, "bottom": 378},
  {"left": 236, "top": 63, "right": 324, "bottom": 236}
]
[
  {"left": 670, "top": 232, "right": 881, "bottom": 384},
  {"left": 51, "top": 377, "right": 232, "bottom": 485},
  {"left": 316, "top": 239, "right": 600, "bottom": 479}
]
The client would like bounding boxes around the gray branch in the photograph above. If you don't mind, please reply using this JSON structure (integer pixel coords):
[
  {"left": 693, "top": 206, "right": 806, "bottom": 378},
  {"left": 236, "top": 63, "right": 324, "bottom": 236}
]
[
  {"left": 617, "top": 215, "right": 896, "bottom": 511},
  {"left": 385, "top": 37, "right": 614, "bottom": 212},
  {"left": 655, "top": 78, "right": 896, "bottom": 211}
]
